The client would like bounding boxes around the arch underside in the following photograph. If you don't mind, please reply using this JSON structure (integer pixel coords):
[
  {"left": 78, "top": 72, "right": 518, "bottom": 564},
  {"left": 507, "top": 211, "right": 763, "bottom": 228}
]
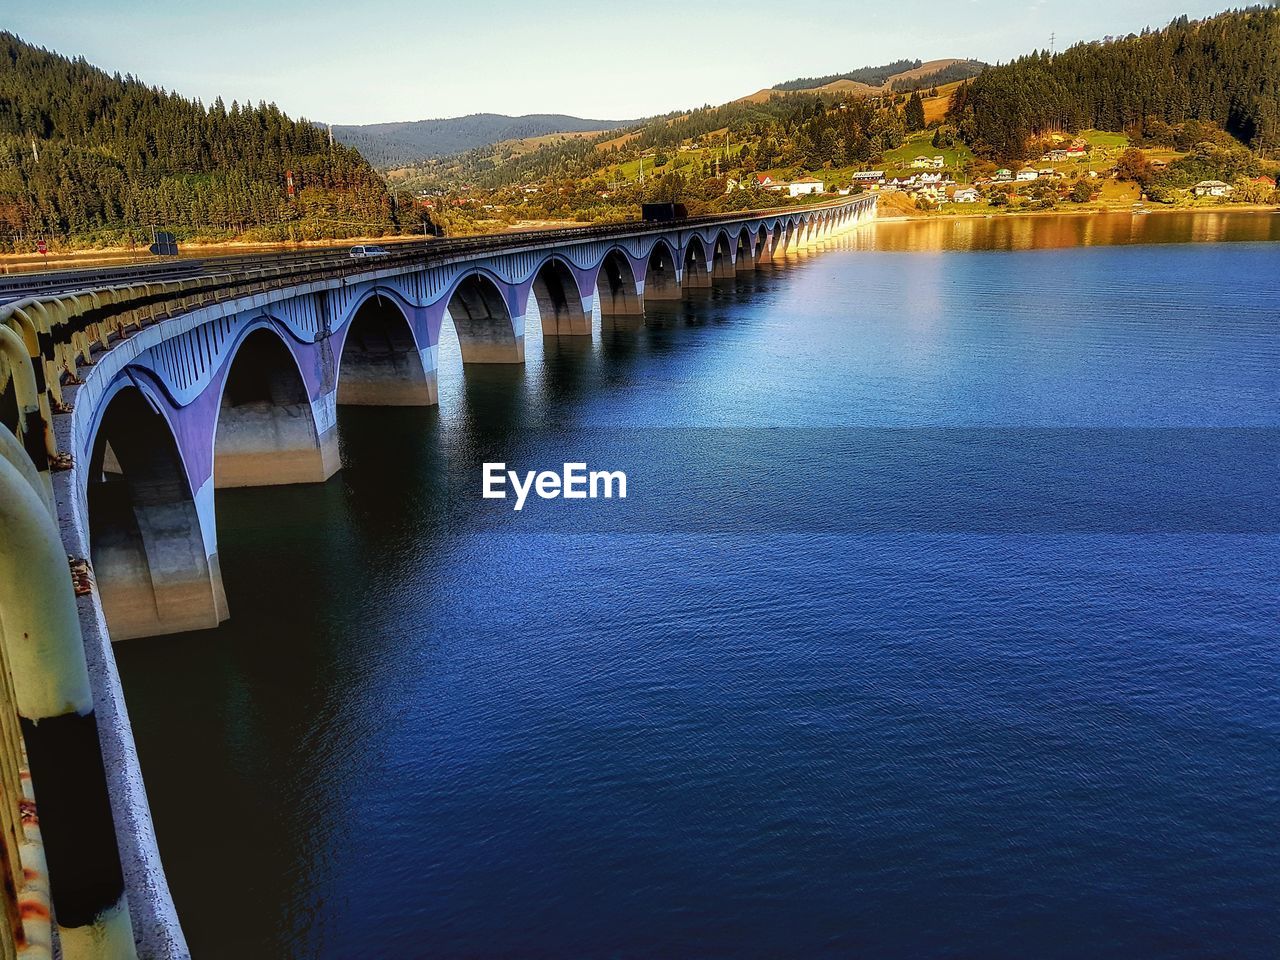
[
  {"left": 597, "top": 250, "right": 643, "bottom": 317},
  {"left": 338, "top": 296, "right": 435, "bottom": 406},
  {"left": 214, "top": 328, "right": 338, "bottom": 487},
  {"left": 448, "top": 274, "right": 523, "bottom": 363},
  {"left": 532, "top": 260, "right": 591, "bottom": 336},
  {"left": 683, "top": 238, "right": 712, "bottom": 290},
  {"left": 645, "top": 241, "right": 681, "bottom": 301},
  {"left": 89, "top": 387, "right": 227, "bottom": 640}
]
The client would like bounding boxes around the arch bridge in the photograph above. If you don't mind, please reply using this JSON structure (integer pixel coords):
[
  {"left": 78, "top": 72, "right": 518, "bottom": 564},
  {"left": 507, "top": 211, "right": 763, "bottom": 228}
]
[{"left": 0, "top": 194, "right": 875, "bottom": 957}]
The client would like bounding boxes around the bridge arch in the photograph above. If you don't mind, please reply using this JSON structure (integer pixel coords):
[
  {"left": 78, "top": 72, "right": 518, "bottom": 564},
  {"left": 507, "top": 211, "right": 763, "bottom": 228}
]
[
  {"left": 87, "top": 382, "right": 227, "bottom": 640},
  {"left": 735, "top": 227, "right": 756, "bottom": 272},
  {"left": 446, "top": 271, "right": 523, "bottom": 363},
  {"left": 530, "top": 256, "right": 591, "bottom": 336},
  {"left": 798, "top": 217, "right": 813, "bottom": 247},
  {"left": 337, "top": 291, "right": 435, "bottom": 406},
  {"left": 786, "top": 219, "right": 803, "bottom": 254},
  {"left": 644, "top": 238, "right": 681, "bottom": 301},
  {"left": 711, "top": 230, "right": 736, "bottom": 279},
  {"left": 683, "top": 235, "right": 711, "bottom": 291},
  {"left": 213, "top": 325, "right": 337, "bottom": 487},
  {"left": 596, "top": 247, "right": 643, "bottom": 317}
]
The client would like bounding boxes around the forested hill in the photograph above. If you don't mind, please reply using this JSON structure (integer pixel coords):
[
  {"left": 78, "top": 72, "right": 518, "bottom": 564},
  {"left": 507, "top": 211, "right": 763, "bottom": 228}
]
[
  {"left": 333, "top": 114, "right": 631, "bottom": 168},
  {"left": 772, "top": 60, "right": 922, "bottom": 92},
  {"left": 0, "top": 33, "right": 395, "bottom": 250},
  {"left": 947, "top": 6, "right": 1280, "bottom": 162}
]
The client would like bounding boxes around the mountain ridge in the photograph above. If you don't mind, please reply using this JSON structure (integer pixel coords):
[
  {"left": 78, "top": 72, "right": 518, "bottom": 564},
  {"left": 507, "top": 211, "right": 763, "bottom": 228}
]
[{"left": 332, "top": 113, "right": 631, "bottom": 169}]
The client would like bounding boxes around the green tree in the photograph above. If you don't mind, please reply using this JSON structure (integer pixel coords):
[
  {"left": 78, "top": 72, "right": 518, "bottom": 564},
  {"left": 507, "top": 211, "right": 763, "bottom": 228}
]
[
  {"left": 1070, "top": 179, "right": 1094, "bottom": 202},
  {"left": 904, "top": 92, "right": 926, "bottom": 132}
]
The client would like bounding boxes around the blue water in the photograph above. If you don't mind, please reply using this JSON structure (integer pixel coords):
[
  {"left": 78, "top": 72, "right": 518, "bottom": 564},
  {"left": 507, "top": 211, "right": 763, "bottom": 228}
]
[{"left": 115, "top": 221, "right": 1280, "bottom": 958}]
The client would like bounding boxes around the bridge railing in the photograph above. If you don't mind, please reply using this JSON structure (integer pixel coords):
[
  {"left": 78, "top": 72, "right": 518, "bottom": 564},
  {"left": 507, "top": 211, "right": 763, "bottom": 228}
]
[{"left": 1, "top": 194, "right": 875, "bottom": 466}]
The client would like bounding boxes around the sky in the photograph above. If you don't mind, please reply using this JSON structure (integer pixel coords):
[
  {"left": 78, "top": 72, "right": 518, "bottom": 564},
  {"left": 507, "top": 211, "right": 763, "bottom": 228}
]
[{"left": 6, "top": 1, "right": 1236, "bottom": 126}]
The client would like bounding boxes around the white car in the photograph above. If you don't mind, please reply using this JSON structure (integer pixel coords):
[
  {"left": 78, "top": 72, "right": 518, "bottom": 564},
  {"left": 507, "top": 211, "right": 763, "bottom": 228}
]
[{"left": 349, "top": 244, "right": 390, "bottom": 258}]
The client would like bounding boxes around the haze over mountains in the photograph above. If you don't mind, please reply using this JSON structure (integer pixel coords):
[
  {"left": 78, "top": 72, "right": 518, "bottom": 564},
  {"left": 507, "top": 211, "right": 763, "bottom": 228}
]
[{"left": 331, "top": 114, "right": 632, "bottom": 168}]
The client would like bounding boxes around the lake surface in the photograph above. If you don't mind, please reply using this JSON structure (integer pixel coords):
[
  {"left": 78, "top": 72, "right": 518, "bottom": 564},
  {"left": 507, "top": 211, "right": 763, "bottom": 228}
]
[{"left": 115, "top": 212, "right": 1280, "bottom": 958}]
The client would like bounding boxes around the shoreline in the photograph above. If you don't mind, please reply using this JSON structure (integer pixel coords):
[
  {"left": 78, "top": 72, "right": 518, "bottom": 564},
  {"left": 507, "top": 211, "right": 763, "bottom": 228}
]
[
  {"left": 873, "top": 202, "right": 1280, "bottom": 224},
  {"left": 4, "top": 205, "right": 1277, "bottom": 273}
]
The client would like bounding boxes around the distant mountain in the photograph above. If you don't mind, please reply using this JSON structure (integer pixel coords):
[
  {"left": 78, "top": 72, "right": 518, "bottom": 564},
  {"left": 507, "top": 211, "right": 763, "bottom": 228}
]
[{"left": 332, "top": 114, "right": 632, "bottom": 168}]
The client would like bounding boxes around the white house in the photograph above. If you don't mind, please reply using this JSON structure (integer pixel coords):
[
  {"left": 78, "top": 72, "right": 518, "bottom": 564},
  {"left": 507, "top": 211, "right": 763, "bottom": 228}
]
[
  {"left": 930, "top": 155, "right": 945, "bottom": 168},
  {"left": 952, "top": 187, "right": 980, "bottom": 203},
  {"left": 911, "top": 156, "right": 933, "bottom": 168},
  {"left": 1016, "top": 168, "right": 1039, "bottom": 182},
  {"left": 788, "top": 178, "right": 824, "bottom": 197},
  {"left": 1192, "top": 180, "right": 1233, "bottom": 197},
  {"left": 851, "top": 170, "right": 885, "bottom": 184},
  {"left": 994, "top": 168, "right": 1013, "bottom": 182}
]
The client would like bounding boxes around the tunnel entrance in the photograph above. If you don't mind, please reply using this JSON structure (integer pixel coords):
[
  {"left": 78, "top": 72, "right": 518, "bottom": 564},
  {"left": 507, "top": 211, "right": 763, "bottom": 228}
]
[{"left": 88, "top": 387, "right": 226, "bottom": 640}]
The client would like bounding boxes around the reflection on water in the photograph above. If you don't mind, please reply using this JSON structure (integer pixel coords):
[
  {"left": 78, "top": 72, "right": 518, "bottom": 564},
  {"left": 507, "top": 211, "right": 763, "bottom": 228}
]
[
  {"left": 114, "top": 216, "right": 1280, "bottom": 959},
  {"left": 859, "top": 209, "right": 1280, "bottom": 251}
]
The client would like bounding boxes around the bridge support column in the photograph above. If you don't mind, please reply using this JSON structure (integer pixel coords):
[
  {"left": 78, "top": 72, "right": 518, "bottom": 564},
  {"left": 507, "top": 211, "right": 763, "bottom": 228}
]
[
  {"left": 640, "top": 272, "right": 681, "bottom": 302},
  {"left": 91, "top": 473, "right": 229, "bottom": 641},
  {"left": 214, "top": 398, "right": 339, "bottom": 487},
  {"left": 683, "top": 257, "right": 712, "bottom": 291}
]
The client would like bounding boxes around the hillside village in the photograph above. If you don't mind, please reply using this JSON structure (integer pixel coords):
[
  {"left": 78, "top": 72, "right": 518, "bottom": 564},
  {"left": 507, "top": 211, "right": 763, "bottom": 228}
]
[
  {"left": 399, "top": 10, "right": 1280, "bottom": 234},
  {"left": 408, "top": 110, "right": 1279, "bottom": 236}
]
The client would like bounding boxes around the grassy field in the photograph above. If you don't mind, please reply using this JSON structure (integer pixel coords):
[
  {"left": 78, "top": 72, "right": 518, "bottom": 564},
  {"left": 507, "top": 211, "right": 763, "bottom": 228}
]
[
  {"left": 881, "top": 131, "right": 976, "bottom": 175},
  {"left": 922, "top": 80, "right": 964, "bottom": 125},
  {"left": 603, "top": 143, "right": 746, "bottom": 182}
]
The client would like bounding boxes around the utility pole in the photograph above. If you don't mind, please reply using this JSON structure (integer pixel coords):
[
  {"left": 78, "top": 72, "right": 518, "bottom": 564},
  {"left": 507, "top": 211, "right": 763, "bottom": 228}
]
[{"left": 1050, "top": 32, "right": 1056, "bottom": 56}]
